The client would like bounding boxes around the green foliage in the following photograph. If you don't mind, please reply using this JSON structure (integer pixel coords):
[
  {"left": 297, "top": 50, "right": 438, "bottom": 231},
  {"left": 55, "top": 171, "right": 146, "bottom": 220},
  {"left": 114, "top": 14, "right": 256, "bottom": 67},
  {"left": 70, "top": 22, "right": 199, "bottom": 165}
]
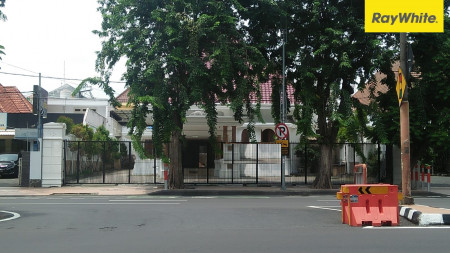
[
  {"left": 56, "top": 116, "right": 75, "bottom": 135},
  {"left": 0, "top": 45, "right": 4, "bottom": 60},
  {"left": 0, "top": 1, "right": 6, "bottom": 60},
  {"left": 243, "top": 0, "right": 394, "bottom": 188},
  {"left": 71, "top": 124, "right": 94, "bottom": 141},
  {"left": 369, "top": 13, "right": 450, "bottom": 172},
  {"left": 86, "top": 0, "right": 267, "bottom": 188},
  {"left": 69, "top": 124, "right": 122, "bottom": 171}
]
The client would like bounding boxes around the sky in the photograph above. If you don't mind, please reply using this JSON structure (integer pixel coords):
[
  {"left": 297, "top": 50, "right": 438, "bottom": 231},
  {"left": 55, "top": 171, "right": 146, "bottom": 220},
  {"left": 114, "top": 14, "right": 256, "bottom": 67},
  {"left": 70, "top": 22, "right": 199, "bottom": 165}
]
[{"left": 0, "top": 0, "right": 126, "bottom": 97}]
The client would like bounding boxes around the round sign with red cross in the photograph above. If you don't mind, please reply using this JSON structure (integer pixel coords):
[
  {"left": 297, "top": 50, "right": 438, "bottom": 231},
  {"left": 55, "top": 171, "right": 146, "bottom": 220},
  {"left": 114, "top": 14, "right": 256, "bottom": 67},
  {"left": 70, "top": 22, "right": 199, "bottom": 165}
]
[{"left": 275, "top": 123, "right": 289, "bottom": 140}]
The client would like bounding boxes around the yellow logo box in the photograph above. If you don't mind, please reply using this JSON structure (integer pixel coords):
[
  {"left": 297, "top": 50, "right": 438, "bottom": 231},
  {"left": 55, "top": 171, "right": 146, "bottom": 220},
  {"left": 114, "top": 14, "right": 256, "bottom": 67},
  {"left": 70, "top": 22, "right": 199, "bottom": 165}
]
[{"left": 365, "top": 0, "right": 444, "bottom": 33}]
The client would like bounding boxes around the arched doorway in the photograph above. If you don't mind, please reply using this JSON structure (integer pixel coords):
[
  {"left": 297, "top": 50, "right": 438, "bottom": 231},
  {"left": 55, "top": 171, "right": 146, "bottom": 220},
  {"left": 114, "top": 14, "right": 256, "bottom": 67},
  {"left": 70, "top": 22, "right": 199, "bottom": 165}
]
[
  {"left": 261, "top": 129, "right": 275, "bottom": 142},
  {"left": 241, "top": 129, "right": 249, "bottom": 143}
]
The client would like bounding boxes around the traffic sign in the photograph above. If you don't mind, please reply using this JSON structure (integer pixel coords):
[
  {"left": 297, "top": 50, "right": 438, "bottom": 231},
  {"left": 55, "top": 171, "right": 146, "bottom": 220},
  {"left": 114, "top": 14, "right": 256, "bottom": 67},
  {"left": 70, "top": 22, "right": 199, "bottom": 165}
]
[
  {"left": 275, "top": 123, "right": 289, "bottom": 139},
  {"left": 275, "top": 140, "right": 289, "bottom": 155},
  {"left": 396, "top": 67, "right": 407, "bottom": 106},
  {"left": 357, "top": 186, "right": 388, "bottom": 195}
]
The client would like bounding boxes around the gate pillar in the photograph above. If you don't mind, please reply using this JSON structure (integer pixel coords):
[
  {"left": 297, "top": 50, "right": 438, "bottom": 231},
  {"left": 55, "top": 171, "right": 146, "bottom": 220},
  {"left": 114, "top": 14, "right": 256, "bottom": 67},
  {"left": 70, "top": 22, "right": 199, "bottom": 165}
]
[{"left": 42, "top": 122, "right": 66, "bottom": 187}]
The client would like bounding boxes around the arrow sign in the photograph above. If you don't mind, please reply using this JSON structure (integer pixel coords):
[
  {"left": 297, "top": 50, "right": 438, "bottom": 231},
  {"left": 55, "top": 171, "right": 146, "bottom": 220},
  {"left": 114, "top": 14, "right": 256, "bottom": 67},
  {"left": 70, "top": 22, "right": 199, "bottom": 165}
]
[
  {"left": 358, "top": 186, "right": 372, "bottom": 194},
  {"left": 357, "top": 186, "right": 389, "bottom": 194},
  {"left": 396, "top": 67, "right": 407, "bottom": 106}
]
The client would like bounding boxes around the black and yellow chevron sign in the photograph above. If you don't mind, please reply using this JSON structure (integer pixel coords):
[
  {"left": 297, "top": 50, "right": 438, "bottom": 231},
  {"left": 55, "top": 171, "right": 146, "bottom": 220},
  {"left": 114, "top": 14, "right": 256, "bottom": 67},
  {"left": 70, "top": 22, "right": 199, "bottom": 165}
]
[{"left": 358, "top": 186, "right": 388, "bottom": 195}]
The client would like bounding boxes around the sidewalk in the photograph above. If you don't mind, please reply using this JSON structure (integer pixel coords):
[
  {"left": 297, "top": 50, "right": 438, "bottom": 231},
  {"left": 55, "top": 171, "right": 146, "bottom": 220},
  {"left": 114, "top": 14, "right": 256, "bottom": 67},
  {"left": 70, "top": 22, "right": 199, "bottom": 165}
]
[{"left": 1, "top": 184, "right": 449, "bottom": 226}]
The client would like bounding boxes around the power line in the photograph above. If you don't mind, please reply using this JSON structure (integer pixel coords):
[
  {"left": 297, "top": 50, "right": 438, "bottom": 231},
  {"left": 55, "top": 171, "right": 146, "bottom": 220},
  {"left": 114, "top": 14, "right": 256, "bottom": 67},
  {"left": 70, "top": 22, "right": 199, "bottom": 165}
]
[
  {"left": 0, "top": 62, "right": 39, "bottom": 74},
  {"left": 0, "top": 70, "right": 126, "bottom": 84}
]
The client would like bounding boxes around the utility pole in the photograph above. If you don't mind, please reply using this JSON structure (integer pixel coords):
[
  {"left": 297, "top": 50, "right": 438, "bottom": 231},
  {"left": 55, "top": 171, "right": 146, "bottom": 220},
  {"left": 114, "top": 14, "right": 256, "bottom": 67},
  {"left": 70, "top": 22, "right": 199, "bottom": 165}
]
[
  {"left": 399, "top": 33, "right": 413, "bottom": 204},
  {"left": 280, "top": 22, "right": 287, "bottom": 191}
]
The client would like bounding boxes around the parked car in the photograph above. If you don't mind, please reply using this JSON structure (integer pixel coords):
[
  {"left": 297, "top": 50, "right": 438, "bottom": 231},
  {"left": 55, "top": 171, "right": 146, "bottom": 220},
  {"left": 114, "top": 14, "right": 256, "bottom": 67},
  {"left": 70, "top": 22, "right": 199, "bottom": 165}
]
[{"left": 0, "top": 153, "right": 20, "bottom": 178}]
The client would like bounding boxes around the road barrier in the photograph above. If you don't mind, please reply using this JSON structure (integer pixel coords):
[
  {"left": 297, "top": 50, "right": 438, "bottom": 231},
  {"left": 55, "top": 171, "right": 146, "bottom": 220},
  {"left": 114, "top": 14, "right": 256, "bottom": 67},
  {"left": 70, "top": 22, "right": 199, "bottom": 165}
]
[
  {"left": 412, "top": 164, "right": 432, "bottom": 192},
  {"left": 353, "top": 164, "right": 367, "bottom": 184},
  {"left": 164, "top": 163, "right": 169, "bottom": 190},
  {"left": 336, "top": 184, "right": 402, "bottom": 226},
  {"left": 425, "top": 165, "right": 431, "bottom": 192}
]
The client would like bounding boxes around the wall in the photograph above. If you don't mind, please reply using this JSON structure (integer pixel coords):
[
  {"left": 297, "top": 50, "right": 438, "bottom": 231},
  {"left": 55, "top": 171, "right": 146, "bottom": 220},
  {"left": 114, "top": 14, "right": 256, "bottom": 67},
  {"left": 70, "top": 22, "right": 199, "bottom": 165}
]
[{"left": 41, "top": 122, "right": 66, "bottom": 187}]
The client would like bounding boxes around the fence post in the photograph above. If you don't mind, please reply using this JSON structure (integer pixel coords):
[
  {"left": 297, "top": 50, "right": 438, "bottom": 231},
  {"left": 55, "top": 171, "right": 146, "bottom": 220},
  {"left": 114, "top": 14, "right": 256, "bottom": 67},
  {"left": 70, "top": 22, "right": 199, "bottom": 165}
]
[
  {"left": 63, "top": 140, "right": 67, "bottom": 185},
  {"left": 103, "top": 141, "right": 106, "bottom": 184},
  {"left": 304, "top": 142, "right": 308, "bottom": 185},
  {"left": 76, "top": 141, "right": 80, "bottom": 184},
  {"left": 206, "top": 143, "right": 209, "bottom": 184},
  {"left": 153, "top": 145, "right": 157, "bottom": 184},
  {"left": 231, "top": 143, "right": 234, "bottom": 184},
  {"left": 256, "top": 143, "right": 259, "bottom": 185},
  {"left": 128, "top": 141, "right": 131, "bottom": 184}
]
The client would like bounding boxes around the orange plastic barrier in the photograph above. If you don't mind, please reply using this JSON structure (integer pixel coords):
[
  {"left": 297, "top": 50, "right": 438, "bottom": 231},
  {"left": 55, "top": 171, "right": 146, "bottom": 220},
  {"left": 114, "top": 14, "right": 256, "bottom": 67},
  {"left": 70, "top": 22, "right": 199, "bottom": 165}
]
[{"left": 336, "top": 184, "right": 402, "bottom": 226}]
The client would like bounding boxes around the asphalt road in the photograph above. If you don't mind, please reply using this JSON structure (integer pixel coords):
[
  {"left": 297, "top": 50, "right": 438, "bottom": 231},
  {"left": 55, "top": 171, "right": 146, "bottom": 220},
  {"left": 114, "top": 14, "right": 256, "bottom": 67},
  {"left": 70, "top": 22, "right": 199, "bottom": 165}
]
[{"left": 0, "top": 195, "right": 449, "bottom": 253}]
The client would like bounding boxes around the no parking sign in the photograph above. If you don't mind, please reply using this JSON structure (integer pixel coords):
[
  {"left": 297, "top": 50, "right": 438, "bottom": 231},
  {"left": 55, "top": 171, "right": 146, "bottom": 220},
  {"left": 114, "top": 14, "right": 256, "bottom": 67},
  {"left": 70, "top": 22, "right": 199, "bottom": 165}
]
[{"left": 275, "top": 123, "right": 289, "bottom": 140}]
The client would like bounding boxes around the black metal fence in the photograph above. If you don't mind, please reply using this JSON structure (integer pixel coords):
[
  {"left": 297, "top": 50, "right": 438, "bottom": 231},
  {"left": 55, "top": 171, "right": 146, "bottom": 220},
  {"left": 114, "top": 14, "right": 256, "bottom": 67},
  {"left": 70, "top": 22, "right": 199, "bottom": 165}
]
[
  {"left": 64, "top": 140, "right": 386, "bottom": 185},
  {"left": 64, "top": 140, "right": 164, "bottom": 184},
  {"left": 183, "top": 142, "right": 386, "bottom": 185}
]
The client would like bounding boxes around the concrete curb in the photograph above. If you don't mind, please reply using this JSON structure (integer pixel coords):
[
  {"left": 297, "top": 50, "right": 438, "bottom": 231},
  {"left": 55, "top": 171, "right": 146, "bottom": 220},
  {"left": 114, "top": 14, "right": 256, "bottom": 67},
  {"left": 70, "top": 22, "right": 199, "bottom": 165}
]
[
  {"left": 149, "top": 188, "right": 339, "bottom": 196},
  {"left": 400, "top": 206, "right": 450, "bottom": 226}
]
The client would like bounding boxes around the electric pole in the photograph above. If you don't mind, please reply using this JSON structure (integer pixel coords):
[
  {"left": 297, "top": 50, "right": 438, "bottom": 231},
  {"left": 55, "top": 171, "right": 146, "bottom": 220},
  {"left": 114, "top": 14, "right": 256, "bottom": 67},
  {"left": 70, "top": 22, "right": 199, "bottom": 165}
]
[{"left": 400, "top": 33, "right": 413, "bottom": 204}]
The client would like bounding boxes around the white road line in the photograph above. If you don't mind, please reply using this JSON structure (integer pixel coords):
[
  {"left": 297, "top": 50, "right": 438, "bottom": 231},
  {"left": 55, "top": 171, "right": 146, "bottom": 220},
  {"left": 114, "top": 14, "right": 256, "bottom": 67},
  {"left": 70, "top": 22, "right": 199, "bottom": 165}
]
[
  {"left": 363, "top": 226, "right": 450, "bottom": 230},
  {"left": 4, "top": 203, "right": 181, "bottom": 205},
  {"left": 316, "top": 200, "right": 340, "bottom": 202},
  {"left": 109, "top": 199, "right": 188, "bottom": 202},
  {"left": 0, "top": 210, "right": 21, "bottom": 222},
  {"left": 307, "top": 205, "right": 341, "bottom": 212}
]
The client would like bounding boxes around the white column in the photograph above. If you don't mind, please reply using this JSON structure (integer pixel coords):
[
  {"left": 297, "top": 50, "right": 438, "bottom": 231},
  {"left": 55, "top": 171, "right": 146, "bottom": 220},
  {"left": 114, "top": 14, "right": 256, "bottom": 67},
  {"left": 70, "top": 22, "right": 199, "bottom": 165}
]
[{"left": 42, "top": 122, "right": 66, "bottom": 187}]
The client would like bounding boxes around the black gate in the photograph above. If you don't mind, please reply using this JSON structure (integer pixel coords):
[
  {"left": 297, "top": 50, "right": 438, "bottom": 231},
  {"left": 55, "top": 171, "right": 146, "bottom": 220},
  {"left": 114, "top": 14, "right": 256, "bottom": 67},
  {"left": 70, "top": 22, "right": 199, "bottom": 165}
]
[
  {"left": 64, "top": 140, "right": 162, "bottom": 184},
  {"left": 64, "top": 140, "right": 385, "bottom": 185}
]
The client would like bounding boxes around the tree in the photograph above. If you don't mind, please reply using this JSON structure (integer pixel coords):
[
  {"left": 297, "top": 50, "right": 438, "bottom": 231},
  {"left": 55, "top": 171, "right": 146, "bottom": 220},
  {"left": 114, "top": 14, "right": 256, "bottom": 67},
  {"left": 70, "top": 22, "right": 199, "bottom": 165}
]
[
  {"left": 81, "top": 0, "right": 266, "bottom": 188},
  {"left": 369, "top": 10, "right": 450, "bottom": 174},
  {"left": 280, "top": 1, "right": 392, "bottom": 188},
  {"left": 0, "top": 0, "right": 6, "bottom": 60},
  {"left": 410, "top": 14, "right": 450, "bottom": 173},
  {"left": 56, "top": 116, "right": 75, "bottom": 135}
]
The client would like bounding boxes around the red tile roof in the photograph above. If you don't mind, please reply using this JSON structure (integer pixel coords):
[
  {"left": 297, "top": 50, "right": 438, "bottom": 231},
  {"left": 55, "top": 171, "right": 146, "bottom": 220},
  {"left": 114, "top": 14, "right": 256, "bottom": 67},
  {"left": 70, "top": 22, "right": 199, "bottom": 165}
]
[
  {"left": 258, "top": 79, "right": 295, "bottom": 104},
  {"left": 352, "top": 72, "right": 389, "bottom": 106},
  {"left": 115, "top": 79, "right": 295, "bottom": 105},
  {"left": 116, "top": 88, "right": 130, "bottom": 104},
  {"left": 353, "top": 62, "right": 419, "bottom": 105},
  {"left": 0, "top": 84, "right": 33, "bottom": 113}
]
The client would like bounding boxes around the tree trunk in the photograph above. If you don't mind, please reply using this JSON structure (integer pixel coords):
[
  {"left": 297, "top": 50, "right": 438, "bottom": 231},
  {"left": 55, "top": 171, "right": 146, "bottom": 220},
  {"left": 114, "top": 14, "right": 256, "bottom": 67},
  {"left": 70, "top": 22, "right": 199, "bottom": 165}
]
[
  {"left": 169, "top": 129, "right": 184, "bottom": 189},
  {"left": 312, "top": 144, "right": 333, "bottom": 189}
]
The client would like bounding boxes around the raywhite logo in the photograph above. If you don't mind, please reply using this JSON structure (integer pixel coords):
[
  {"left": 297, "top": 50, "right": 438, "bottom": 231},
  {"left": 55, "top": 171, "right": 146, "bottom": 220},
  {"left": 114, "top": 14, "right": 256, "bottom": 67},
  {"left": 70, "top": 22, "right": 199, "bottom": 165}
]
[
  {"left": 365, "top": 0, "right": 443, "bottom": 33},
  {"left": 372, "top": 13, "right": 438, "bottom": 25}
]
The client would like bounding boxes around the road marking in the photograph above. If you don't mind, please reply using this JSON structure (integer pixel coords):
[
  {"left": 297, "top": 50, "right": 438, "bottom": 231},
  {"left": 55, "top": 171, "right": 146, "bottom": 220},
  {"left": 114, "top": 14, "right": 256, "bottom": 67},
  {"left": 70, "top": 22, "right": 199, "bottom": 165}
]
[
  {"left": 307, "top": 206, "right": 341, "bottom": 212},
  {"left": 4, "top": 202, "right": 181, "bottom": 205},
  {"left": 0, "top": 210, "right": 21, "bottom": 222},
  {"left": 109, "top": 199, "right": 187, "bottom": 202},
  {"left": 316, "top": 200, "right": 340, "bottom": 202},
  {"left": 363, "top": 226, "right": 450, "bottom": 230}
]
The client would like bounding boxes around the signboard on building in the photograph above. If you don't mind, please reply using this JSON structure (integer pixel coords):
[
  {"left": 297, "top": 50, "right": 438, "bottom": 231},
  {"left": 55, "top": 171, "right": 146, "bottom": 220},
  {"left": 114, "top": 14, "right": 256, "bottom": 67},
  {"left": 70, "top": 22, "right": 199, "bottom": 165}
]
[
  {"left": 14, "top": 128, "right": 38, "bottom": 139},
  {"left": 0, "top": 113, "right": 6, "bottom": 130},
  {"left": 33, "top": 85, "right": 48, "bottom": 118}
]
